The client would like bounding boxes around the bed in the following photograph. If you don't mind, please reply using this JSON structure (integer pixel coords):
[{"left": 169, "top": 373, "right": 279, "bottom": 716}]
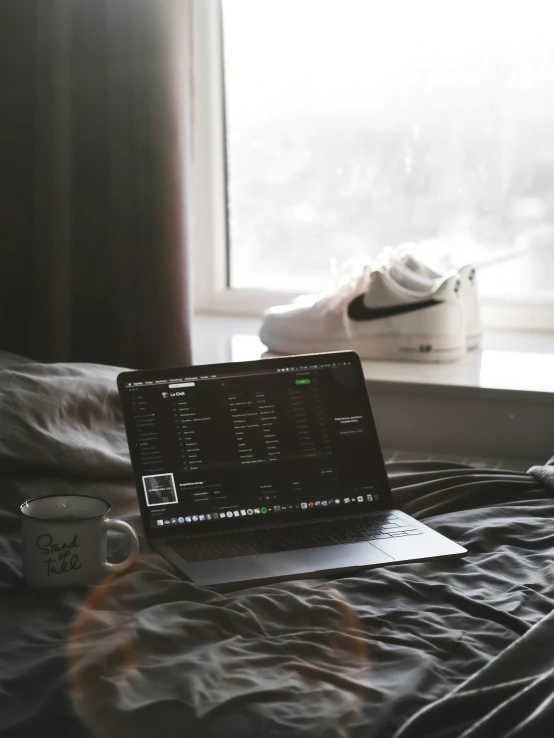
[{"left": 1, "top": 351, "right": 553, "bottom": 738}]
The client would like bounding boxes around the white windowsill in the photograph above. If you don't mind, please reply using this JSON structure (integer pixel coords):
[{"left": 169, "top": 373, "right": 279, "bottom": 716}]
[
  {"left": 191, "top": 312, "right": 553, "bottom": 467},
  {"left": 192, "top": 313, "right": 554, "bottom": 394}
]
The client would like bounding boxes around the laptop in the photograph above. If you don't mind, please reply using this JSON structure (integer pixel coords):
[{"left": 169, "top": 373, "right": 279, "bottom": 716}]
[{"left": 118, "top": 351, "right": 466, "bottom": 588}]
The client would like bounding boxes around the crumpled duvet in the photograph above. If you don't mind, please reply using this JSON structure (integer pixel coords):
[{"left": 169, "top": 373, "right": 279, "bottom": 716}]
[{"left": 0, "top": 351, "right": 553, "bottom": 738}]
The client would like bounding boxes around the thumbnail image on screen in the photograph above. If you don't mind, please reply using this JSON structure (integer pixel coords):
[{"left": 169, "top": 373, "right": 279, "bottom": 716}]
[{"left": 143, "top": 473, "right": 178, "bottom": 507}]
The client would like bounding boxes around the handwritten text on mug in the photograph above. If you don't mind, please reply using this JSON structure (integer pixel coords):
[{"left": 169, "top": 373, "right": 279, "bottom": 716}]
[{"left": 36, "top": 534, "right": 81, "bottom": 576}]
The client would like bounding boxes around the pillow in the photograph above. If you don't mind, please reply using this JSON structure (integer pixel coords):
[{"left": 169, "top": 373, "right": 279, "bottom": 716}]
[{"left": 0, "top": 360, "right": 132, "bottom": 478}]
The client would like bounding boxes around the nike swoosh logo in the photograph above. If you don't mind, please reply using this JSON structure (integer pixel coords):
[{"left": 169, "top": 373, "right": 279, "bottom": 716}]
[{"left": 347, "top": 294, "right": 443, "bottom": 321}]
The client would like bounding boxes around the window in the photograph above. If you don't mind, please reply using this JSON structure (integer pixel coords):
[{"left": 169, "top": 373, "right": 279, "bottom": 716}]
[{"left": 193, "top": 0, "right": 554, "bottom": 329}]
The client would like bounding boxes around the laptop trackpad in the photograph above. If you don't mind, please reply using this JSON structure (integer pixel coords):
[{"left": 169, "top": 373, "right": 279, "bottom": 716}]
[{"left": 180, "top": 542, "right": 394, "bottom": 587}]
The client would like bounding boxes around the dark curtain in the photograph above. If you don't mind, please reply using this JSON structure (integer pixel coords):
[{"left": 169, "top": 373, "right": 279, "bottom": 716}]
[{"left": 0, "top": 0, "right": 193, "bottom": 368}]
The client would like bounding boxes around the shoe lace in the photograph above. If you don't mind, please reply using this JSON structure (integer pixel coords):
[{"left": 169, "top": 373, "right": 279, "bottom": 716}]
[
  {"left": 475, "top": 224, "right": 554, "bottom": 269},
  {"left": 318, "top": 255, "right": 374, "bottom": 311},
  {"left": 323, "top": 246, "right": 407, "bottom": 309},
  {"left": 400, "top": 226, "right": 554, "bottom": 273},
  {"left": 316, "top": 252, "right": 396, "bottom": 338}
]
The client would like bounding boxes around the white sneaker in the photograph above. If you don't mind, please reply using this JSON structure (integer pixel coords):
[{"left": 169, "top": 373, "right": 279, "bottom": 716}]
[
  {"left": 388, "top": 249, "right": 482, "bottom": 350},
  {"left": 291, "top": 248, "right": 482, "bottom": 350},
  {"left": 260, "top": 266, "right": 466, "bottom": 362}
]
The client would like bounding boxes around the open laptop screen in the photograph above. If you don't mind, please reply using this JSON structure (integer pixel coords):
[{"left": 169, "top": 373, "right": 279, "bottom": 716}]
[{"left": 118, "top": 351, "right": 391, "bottom": 537}]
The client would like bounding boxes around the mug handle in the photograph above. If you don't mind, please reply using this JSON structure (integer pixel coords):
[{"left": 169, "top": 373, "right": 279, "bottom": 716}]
[{"left": 102, "top": 519, "right": 140, "bottom": 574}]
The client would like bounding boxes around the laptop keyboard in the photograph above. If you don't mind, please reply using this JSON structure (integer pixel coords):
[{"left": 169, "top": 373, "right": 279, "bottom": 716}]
[{"left": 170, "top": 514, "right": 422, "bottom": 563}]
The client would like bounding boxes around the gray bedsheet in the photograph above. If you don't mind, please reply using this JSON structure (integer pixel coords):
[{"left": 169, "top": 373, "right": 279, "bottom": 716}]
[{"left": 0, "top": 354, "right": 553, "bottom": 738}]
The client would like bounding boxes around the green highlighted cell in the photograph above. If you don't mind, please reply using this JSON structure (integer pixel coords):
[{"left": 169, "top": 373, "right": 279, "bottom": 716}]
[{"left": 295, "top": 378, "right": 311, "bottom": 385}]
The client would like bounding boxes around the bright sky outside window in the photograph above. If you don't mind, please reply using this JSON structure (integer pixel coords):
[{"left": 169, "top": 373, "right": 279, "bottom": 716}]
[{"left": 222, "top": 0, "right": 554, "bottom": 299}]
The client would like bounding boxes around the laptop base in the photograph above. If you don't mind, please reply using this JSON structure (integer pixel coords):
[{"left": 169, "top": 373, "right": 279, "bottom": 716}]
[{"left": 155, "top": 510, "right": 467, "bottom": 589}]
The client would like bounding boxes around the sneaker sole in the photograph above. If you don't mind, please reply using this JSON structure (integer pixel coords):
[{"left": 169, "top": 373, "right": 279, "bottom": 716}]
[{"left": 260, "top": 328, "right": 466, "bottom": 363}]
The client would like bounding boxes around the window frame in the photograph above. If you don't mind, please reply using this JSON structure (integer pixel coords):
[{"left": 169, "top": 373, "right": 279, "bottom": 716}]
[{"left": 192, "top": 0, "right": 554, "bottom": 332}]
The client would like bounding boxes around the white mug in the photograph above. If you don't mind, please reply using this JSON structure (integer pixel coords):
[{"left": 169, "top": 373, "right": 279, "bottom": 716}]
[{"left": 20, "top": 495, "right": 139, "bottom": 587}]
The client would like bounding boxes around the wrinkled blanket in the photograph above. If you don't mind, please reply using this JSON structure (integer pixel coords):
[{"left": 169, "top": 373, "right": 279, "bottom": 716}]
[{"left": 0, "top": 352, "right": 553, "bottom": 738}]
